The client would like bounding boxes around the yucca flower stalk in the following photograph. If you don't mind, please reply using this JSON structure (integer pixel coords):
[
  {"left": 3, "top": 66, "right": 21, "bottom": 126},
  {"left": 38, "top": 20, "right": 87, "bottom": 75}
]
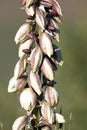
[{"left": 8, "top": 0, "right": 65, "bottom": 129}]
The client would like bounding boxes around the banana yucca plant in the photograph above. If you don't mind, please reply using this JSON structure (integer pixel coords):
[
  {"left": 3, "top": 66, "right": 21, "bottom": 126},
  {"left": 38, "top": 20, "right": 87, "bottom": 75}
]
[{"left": 8, "top": 0, "right": 65, "bottom": 129}]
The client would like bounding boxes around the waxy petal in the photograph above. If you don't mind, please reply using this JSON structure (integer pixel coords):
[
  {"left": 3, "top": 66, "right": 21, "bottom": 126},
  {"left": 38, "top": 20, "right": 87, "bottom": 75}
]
[
  {"left": 14, "top": 59, "right": 27, "bottom": 79},
  {"left": 30, "top": 46, "right": 43, "bottom": 72},
  {"left": 28, "top": 71, "right": 42, "bottom": 95},
  {"left": 41, "top": 57, "right": 54, "bottom": 81},
  {"left": 45, "top": 86, "right": 59, "bottom": 106},
  {"left": 20, "top": 88, "right": 37, "bottom": 111},
  {"left": 39, "top": 32, "right": 53, "bottom": 57},
  {"left": 12, "top": 116, "right": 28, "bottom": 130}
]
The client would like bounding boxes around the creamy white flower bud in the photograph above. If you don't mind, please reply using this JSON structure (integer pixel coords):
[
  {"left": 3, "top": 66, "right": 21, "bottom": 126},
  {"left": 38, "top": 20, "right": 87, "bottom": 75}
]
[
  {"left": 35, "top": 8, "right": 45, "bottom": 30},
  {"left": 55, "top": 113, "right": 65, "bottom": 123},
  {"left": 20, "top": 88, "right": 37, "bottom": 111},
  {"left": 14, "top": 23, "right": 31, "bottom": 44},
  {"left": 8, "top": 76, "right": 27, "bottom": 93},
  {"left": 14, "top": 59, "right": 27, "bottom": 79},
  {"left": 41, "top": 57, "right": 54, "bottom": 81},
  {"left": 41, "top": 101, "right": 54, "bottom": 124},
  {"left": 39, "top": 32, "right": 53, "bottom": 57},
  {"left": 45, "top": 86, "right": 59, "bottom": 106},
  {"left": 28, "top": 71, "right": 42, "bottom": 95},
  {"left": 12, "top": 116, "right": 28, "bottom": 130},
  {"left": 18, "top": 39, "right": 33, "bottom": 59},
  {"left": 30, "top": 46, "right": 43, "bottom": 72}
]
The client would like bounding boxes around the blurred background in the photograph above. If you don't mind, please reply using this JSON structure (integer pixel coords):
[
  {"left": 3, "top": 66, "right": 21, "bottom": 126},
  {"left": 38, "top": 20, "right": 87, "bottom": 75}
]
[{"left": 0, "top": 0, "right": 87, "bottom": 129}]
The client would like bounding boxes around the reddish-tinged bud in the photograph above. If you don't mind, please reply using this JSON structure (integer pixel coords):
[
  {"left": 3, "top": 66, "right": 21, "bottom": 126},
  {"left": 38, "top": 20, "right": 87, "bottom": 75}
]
[
  {"left": 55, "top": 113, "right": 65, "bottom": 123},
  {"left": 28, "top": 71, "right": 42, "bottom": 95},
  {"left": 35, "top": 8, "right": 45, "bottom": 30},
  {"left": 25, "top": 6, "right": 35, "bottom": 16},
  {"left": 41, "top": 100, "right": 54, "bottom": 124},
  {"left": 39, "top": 32, "right": 53, "bottom": 57},
  {"left": 14, "top": 59, "right": 27, "bottom": 79},
  {"left": 8, "top": 76, "right": 27, "bottom": 93},
  {"left": 20, "top": 88, "right": 37, "bottom": 111},
  {"left": 14, "top": 23, "right": 33, "bottom": 44},
  {"left": 30, "top": 46, "right": 43, "bottom": 72},
  {"left": 18, "top": 39, "right": 33, "bottom": 59},
  {"left": 45, "top": 86, "right": 59, "bottom": 107},
  {"left": 41, "top": 57, "right": 54, "bottom": 81},
  {"left": 51, "top": 0, "right": 63, "bottom": 16},
  {"left": 12, "top": 116, "right": 28, "bottom": 130}
]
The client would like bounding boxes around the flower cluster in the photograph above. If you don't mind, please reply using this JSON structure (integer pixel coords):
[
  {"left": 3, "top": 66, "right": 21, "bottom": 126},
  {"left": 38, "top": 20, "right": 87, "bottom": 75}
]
[{"left": 8, "top": 0, "right": 65, "bottom": 129}]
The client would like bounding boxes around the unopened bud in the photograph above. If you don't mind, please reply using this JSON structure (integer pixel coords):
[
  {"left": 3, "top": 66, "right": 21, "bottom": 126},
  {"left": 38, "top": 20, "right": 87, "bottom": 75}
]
[
  {"left": 12, "top": 116, "right": 28, "bottom": 130},
  {"left": 41, "top": 100, "right": 54, "bottom": 124},
  {"left": 28, "top": 71, "right": 42, "bottom": 95},
  {"left": 35, "top": 8, "right": 45, "bottom": 30},
  {"left": 20, "top": 88, "right": 37, "bottom": 111},
  {"left": 55, "top": 113, "right": 65, "bottom": 123},
  {"left": 45, "top": 86, "right": 59, "bottom": 107},
  {"left": 39, "top": 32, "right": 53, "bottom": 57},
  {"left": 18, "top": 39, "right": 33, "bottom": 59},
  {"left": 41, "top": 57, "right": 54, "bottom": 81},
  {"left": 51, "top": 0, "right": 63, "bottom": 16},
  {"left": 14, "top": 59, "right": 27, "bottom": 79},
  {"left": 30, "top": 46, "right": 43, "bottom": 72},
  {"left": 14, "top": 23, "right": 33, "bottom": 44},
  {"left": 8, "top": 76, "right": 27, "bottom": 93}
]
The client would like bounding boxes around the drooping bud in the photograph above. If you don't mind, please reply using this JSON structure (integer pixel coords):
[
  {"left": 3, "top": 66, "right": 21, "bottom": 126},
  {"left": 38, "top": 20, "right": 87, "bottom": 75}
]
[
  {"left": 52, "top": 44, "right": 63, "bottom": 66},
  {"left": 41, "top": 100, "right": 54, "bottom": 124},
  {"left": 20, "top": 87, "right": 37, "bottom": 111},
  {"left": 41, "top": 57, "right": 54, "bottom": 81},
  {"left": 55, "top": 113, "right": 65, "bottom": 123},
  {"left": 39, "top": 32, "right": 53, "bottom": 57},
  {"left": 45, "top": 86, "right": 59, "bottom": 107},
  {"left": 14, "top": 59, "right": 27, "bottom": 79},
  {"left": 18, "top": 39, "right": 33, "bottom": 59},
  {"left": 30, "top": 46, "right": 43, "bottom": 72},
  {"left": 28, "top": 71, "right": 42, "bottom": 95},
  {"left": 51, "top": 0, "right": 63, "bottom": 16},
  {"left": 35, "top": 8, "right": 45, "bottom": 30},
  {"left": 8, "top": 76, "right": 27, "bottom": 93},
  {"left": 14, "top": 23, "right": 33, "bottom": 44},
  {"left": 12, "top": 115, "right": 28, "bottom": 130}
]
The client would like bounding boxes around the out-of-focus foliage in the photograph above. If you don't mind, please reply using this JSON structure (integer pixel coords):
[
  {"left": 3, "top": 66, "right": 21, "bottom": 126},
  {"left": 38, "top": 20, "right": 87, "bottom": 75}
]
[{"left": 0, "top": 0, "right": 87, "bottom": 130}]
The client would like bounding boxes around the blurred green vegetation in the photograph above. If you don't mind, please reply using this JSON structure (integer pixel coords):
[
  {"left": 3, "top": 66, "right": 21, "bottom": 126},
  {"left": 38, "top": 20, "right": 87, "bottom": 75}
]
[{"left": 0, "top": 0, "right": 87, "bottom": 130}]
